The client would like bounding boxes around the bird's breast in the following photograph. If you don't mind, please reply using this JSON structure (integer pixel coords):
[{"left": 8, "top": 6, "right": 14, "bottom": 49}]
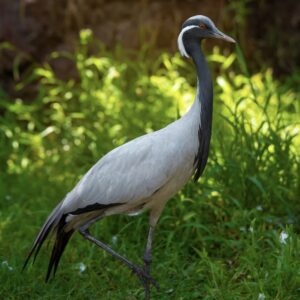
[{"left": 135, "top": 124, "right": 199, "bottom": 213}]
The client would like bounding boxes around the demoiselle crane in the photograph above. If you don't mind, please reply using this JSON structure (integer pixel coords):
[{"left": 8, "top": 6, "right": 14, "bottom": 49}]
[{"left": 24, "top": 15, "right": 235, "bottom": 299}]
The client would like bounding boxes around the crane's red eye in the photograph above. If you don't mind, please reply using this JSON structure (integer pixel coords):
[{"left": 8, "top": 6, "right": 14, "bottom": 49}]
[{"left": 199, "top": 23, "right": 207, "bottom": 29}]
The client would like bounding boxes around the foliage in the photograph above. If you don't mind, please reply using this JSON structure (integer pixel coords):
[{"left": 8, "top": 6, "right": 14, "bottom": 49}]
[{"left": 0, "top": 30, "right": 300, "bottom": 299}]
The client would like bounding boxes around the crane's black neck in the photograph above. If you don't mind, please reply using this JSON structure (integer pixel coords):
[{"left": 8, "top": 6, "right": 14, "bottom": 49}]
[{"left": 189, "top": 41, "right": 213, "bottom": 181}]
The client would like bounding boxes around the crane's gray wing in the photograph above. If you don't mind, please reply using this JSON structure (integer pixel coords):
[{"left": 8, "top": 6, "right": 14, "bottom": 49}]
[{"left": 61, "top": 128, "right": 185, "bottom": 214}]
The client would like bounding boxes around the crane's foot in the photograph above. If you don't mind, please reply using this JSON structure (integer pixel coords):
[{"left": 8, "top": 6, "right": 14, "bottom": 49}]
[
  {"left": 131, "top": 265, "right": 159, "bottom": 291},
  {"left": 132, "top": 266, "right": 158, "bottom": 300},
  {"left": 132, "top": 266, "right": 159, "bottom": 300}
]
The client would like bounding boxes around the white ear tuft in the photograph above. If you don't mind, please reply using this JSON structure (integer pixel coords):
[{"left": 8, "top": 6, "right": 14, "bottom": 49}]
[{"left": 177, "top": 25, "right": 197, "bottom": 58}]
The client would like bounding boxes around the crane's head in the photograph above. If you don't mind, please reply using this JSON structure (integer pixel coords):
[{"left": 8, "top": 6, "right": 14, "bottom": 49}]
[{"left": 178, "top": 15, "right": 236, "bottom": 58}]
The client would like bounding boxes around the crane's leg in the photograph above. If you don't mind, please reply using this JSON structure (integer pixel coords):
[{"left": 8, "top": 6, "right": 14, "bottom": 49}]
[
  {"left": 79, "top": 228, "right": 159, "bottom": 290},
  {"left": 143, "top": 225, "right": 155, "bottom": 300},
  {"left": 143, "top": 205, "right": 165, "bottom": 300}
]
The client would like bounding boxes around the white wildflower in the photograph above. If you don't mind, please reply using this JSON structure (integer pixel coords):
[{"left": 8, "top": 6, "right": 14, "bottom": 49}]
[
  {"left": 78, "top": 262, "right": 86, "bottom": 273},
  {"left": 1, "top": 260, "right": 13, "bottom": 271},
  {"left": 256, "top": 205, "right": 263, "bottom": 211},
  {"left": 279, "top": 231, "right": 288, "bottom": 245},
  {"left": 111, "top": 235, "right": 118, "bottom": 245},
  {"left": 258, "top": 293, "right": 265, "bottom": 300}
]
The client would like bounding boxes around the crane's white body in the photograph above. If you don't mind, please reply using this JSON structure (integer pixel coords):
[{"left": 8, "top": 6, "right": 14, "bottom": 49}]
[{"left": 62, "top": 97, "right": 201, "bottom": 228}]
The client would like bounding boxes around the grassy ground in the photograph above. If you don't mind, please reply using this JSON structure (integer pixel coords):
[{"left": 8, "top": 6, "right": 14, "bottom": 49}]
[
  {"left": 1, "top": 33, "right": 300, "bottom": 299},
  {"left": 1, "top": 172, "right": 300, "bottom": 300}
]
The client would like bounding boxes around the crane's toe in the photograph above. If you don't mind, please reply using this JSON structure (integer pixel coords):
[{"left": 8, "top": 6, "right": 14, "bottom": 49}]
[{"left": 131, "top": 265, "right": 160, "bottom": 290}]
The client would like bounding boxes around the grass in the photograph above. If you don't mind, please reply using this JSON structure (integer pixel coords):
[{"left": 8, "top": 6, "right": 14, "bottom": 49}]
[{"left": 0, "top": 31, "right": 300, "bottom": 299}]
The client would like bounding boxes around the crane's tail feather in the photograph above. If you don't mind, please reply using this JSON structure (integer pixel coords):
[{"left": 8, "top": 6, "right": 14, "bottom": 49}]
[
  {"left": 24, "top": 201, "right": 116, "bottom": 281},
  {"left": 23, "top": 201, "right": 74, "bottom": 282},
  {"left": 45, "top": 218, "right": 74, "bottom": 282},
  {"left": 23, "top": 202, "right": 63, "bottom": 270}
]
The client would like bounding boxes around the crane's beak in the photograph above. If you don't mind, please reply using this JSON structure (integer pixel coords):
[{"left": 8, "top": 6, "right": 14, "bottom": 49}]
[{"left": 212, "top": 28, "right": 236, "bottom": 43}]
